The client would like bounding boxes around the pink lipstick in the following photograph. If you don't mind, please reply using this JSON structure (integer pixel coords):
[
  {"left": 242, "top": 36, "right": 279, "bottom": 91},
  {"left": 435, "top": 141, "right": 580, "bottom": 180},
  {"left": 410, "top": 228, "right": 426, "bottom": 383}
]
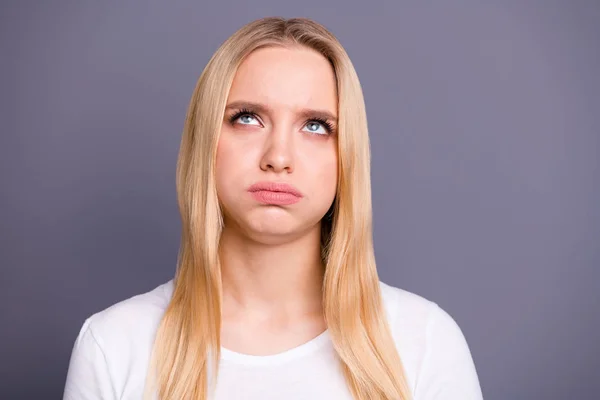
[{"left": 247, "top": 181, "right": 303, "bottom": 205}]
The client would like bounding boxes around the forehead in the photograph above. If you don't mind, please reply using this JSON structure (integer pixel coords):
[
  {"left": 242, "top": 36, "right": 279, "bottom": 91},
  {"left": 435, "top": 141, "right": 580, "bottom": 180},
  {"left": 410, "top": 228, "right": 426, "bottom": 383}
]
[{"left": 227, "top": 46, "right": 338, "bottom": 115}]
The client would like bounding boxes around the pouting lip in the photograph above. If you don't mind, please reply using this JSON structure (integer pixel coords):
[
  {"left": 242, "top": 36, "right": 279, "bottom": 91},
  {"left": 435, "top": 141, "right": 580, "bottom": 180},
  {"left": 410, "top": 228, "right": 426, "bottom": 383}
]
[{"left": 247, "top": 181, "right": 303, "bottom": 197}]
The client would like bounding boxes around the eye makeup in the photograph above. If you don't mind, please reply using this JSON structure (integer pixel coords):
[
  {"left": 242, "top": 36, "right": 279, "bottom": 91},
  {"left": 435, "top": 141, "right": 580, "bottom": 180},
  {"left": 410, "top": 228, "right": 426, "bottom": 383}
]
[{"left": 227, "top": 107, "right": 337, "bottom": 136}]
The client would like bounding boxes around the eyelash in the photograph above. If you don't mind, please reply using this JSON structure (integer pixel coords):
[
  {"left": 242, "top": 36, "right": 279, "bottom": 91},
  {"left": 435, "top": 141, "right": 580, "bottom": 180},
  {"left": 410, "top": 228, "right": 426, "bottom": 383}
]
[{"left": 228, "top": 108, "right": 336, "bottom": 135}]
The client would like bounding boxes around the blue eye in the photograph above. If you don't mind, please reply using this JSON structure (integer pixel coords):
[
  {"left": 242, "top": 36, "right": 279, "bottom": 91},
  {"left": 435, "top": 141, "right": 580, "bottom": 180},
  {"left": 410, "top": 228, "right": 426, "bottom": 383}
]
[
  {"left": 228, "top": 108, "right": 262, "bottom": 127},
  {"left": 228, "top": 108, "right": 335, "bottom": 136},
  {"left": 237, "top": 114, "right": 260, "bottom": 125},
  {"left": 303, "top": 121, "right": 327, "bottom": 135},
  {"left": 303, "top": 118, "right": 335, "bottom": 136}
]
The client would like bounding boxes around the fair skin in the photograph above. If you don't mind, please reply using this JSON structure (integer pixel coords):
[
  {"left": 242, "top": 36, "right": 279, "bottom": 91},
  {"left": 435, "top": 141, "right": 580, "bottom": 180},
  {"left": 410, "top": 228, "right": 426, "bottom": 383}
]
[{"left": 215, "top": 45, "right": 339, "bottom": 356}]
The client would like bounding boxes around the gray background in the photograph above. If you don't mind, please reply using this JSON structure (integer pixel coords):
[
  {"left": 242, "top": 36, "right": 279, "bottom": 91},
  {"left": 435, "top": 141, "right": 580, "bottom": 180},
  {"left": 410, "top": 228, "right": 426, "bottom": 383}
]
[{"left": 1, "top": 1, "right": 598, "bottom": 399}]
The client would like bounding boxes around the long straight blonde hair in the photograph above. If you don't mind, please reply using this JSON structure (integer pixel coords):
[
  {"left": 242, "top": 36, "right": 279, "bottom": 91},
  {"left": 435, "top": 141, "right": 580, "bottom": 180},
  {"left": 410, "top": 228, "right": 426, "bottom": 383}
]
[{"left": 144, "top": 17, "right": 412, "bottom": 400}]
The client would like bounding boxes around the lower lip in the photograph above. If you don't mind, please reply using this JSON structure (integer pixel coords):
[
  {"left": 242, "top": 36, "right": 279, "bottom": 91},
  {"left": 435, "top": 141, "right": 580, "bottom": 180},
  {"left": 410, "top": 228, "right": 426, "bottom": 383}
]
[{"left": 249, "top": 190, "right": 301, "bottom": 205}]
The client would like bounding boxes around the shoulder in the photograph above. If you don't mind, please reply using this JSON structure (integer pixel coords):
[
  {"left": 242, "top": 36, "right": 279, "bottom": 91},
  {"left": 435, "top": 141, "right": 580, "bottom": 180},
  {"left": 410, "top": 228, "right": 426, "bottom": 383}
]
[
  {"left": 64, "top": 280, "right": 174, "bottom": 399},
  {"left": 83, "top": 279, "right": 174, "bottom": 344},
  {"left": 80, "top": 279, "right": 175, "bottom": 367},
  {"left": 378, "top": 279, "right": 470, "bottom": 357},
  {"left": 378, "top": 280, "right": 483, "bottom": 399},
  {"left": 378, "top": 279, "right": 466, "bottom": 338},
  {"left": 379, "top": 280, "right": 436, "bottom": 326}
]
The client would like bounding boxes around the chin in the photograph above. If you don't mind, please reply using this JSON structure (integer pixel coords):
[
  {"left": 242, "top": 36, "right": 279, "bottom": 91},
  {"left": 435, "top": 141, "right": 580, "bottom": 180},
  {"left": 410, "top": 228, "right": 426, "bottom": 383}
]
[
  {"left": 223, "top": 204, "right": 321, "bottom": 244},
  {"left": 238, "top": 212, "right": 301, "bottom": 242},
  {"left": 244, "top": 225, "right": 301, "bottom": 245},
  {"left": 247, "top": 216, "right": 295, "bottom": 234}
]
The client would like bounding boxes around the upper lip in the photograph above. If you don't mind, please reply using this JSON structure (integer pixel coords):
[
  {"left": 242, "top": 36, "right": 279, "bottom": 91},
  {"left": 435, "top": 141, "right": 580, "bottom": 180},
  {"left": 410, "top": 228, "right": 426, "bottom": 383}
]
[{"left": 248, "top": 181, "right": 303, "bottom": 197}]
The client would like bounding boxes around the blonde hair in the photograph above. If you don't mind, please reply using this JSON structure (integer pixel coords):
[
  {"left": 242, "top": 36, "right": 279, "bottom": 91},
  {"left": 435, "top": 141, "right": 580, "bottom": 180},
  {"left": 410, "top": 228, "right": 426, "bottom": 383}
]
[{"left": 144, "top": 16, "right": 412, "bottom": 400}]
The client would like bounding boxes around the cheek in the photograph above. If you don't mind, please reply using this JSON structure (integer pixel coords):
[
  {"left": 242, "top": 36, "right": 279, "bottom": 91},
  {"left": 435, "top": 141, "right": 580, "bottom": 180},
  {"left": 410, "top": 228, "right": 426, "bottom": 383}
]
[
  {"left": 216, "top": 131, "right": 257, "bottom": 169},
  {"left": 323, "top": 164, "right": 339, "bottom": 199},
  {"left": 215, "top": 140, "right": 238, "bottom": 199},
  {"left": 309, "top": 149, "right": 338, "bottom": 199},
  {"left": 215, "top": 136, "right": 257, "bottom": 203}
]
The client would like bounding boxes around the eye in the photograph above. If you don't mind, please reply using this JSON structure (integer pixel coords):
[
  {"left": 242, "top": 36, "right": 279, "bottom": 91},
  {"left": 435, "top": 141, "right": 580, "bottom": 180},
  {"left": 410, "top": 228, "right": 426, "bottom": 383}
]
[
  {"left": 302, "top": 120, "right": 333, "bottom": 136},
  {"left": 235, "top": 113, "right": 261, "bottom": 126},
  {"left": 305, "top": 121, "right": 327, "bottom": 135}
]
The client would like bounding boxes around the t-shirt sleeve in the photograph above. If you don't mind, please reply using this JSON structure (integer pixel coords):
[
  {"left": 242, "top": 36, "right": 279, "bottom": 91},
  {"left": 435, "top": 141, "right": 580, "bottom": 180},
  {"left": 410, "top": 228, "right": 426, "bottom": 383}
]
[
  {"left": 413, "top": 303, "right": 484, "bottom": 400},
  {"left": 63, "top": 318, "right": 116, "bottom": 400}
]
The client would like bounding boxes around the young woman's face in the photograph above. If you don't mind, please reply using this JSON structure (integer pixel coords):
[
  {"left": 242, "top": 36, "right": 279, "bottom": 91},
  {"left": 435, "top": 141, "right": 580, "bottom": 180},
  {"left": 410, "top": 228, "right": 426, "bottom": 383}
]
[{"left": 216, "top": 45, "right": 338, "bottom": 243}]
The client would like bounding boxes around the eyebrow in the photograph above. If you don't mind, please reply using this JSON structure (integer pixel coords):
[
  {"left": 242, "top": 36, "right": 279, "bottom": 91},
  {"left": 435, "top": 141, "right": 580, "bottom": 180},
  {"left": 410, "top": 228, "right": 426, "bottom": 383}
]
[{"left": 225, "top": 101, "right": 338, "bottom": 123}]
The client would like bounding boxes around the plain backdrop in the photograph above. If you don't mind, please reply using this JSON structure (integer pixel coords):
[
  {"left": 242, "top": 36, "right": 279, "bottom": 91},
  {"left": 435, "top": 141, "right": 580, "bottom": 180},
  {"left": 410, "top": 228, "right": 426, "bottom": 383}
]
[{"left": 1, "top": 1, "right": 599, "bottom": 399}]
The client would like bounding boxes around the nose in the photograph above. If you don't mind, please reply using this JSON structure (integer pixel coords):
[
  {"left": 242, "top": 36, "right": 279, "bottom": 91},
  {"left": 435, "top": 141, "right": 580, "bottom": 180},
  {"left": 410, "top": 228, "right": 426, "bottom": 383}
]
[{"left": 259, "top": 122, "right": 294, "bottom": 173}]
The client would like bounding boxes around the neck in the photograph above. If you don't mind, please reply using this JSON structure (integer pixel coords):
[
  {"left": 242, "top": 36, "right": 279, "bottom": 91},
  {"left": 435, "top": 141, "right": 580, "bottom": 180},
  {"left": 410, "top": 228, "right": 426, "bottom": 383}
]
[{"left": 218, "top": 222, "right": 325, "bottom": 320}]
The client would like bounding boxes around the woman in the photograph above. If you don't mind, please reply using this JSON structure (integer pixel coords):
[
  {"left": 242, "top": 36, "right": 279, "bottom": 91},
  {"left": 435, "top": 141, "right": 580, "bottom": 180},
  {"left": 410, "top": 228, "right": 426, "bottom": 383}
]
[{"left": 64, "top": 17, "right": 483, "bottom": 400}]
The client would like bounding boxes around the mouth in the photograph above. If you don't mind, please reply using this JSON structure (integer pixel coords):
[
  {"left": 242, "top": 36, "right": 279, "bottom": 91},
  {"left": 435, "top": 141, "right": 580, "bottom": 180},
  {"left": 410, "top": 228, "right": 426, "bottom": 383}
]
[{"left": 247, "top": 181, "right": 303, "bottom": 205}]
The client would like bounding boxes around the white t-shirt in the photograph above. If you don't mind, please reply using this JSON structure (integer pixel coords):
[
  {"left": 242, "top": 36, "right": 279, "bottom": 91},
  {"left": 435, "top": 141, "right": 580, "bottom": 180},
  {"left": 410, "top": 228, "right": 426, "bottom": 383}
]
[{"left": 63, "top": 280, "right": 483, "bottom": 399}]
